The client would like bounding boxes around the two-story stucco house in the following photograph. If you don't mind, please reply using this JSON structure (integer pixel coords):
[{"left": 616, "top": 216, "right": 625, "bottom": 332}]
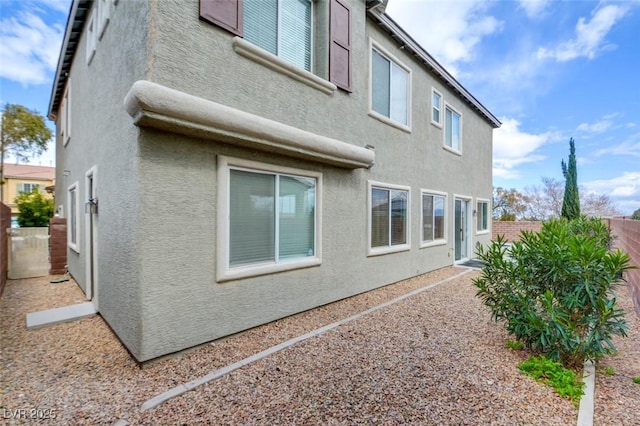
[{"left": 48, "top": 0, "right": 500, "bottom": 363}]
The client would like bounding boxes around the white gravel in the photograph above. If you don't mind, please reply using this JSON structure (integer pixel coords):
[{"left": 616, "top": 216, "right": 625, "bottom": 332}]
[{"left": 1, "top": 266, "right": 638, "bottom": 425}]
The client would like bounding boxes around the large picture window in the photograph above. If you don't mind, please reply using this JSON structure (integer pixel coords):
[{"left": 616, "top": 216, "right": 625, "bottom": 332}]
[
  {"left": 218, "top": 156, "right": 322, "bottom": 281},
  {"left": 422, "top": 191, "right": 446, "bottom": 245},
  {"left": 369, "top": 182, "right": 410, "bottom": 255},
  {"left": 244, "top": 0, "right": 312, "bottom": 71},
  {"left": 370, "top": 43, "right": 410, "bottom": 128}
]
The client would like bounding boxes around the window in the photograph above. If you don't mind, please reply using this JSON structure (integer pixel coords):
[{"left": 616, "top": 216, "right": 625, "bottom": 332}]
[
  {"left": 61, "top": 82, "right": 71, "bottom": 146},
  {"left": 19, "top": 183, "right": 42, "bottom": 193},
  {"left": 199, "top": 0, "right": 352, "bottom": 92},
  {"left": 369, "top": 182, "right": 410, "bottom": 254},
  {"left": 431, "top": 89, "right": 442, "bottom": 126},
  {"left": 421, "top": 191, "right": 446, "bottom": 245},
  {"left": 444, "top": 105, "right": 461, "bottom": 152},
  {"left": 243, "top": 0, "right": 312, "bottom": 71},
  {"left": 97, "top": 0, "right": 110, "bottom": 40},
  {"left": 68, "top": 183, "right": 79, "bottom": 252},
  {"left": 86, "top": 9, "right": 96, "bottom": 65},
  {"left": 370, "top": 43, "right": 410, "bottom": 128},
  {"left": 218, "top": 156, "right": 321, "bottom": 281},
  {"left": 477, "top": 199, "right": 489, "bottom": 233}
]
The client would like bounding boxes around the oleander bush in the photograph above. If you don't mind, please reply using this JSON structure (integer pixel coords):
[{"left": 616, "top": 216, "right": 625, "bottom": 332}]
[{"left": 474, "top": 217, "right": 632, "bottom": 367}]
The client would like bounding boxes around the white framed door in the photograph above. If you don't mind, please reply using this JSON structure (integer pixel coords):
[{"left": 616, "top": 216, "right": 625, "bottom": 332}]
[
  {"left": 454, "top": 197, "right": 470, "bottom": 262},
  {"left": 85, "top": 166, "right": 98, "bottom": 308}
]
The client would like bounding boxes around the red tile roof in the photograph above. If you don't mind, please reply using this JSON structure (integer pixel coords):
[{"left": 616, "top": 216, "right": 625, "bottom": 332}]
[{"left": 2, "top": 164, "right": 55, "bottom": 181}]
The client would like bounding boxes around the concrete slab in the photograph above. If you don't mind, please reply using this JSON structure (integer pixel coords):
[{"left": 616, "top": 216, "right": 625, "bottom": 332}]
[
  {"left": 26, "top": 302, "right": 97, "bottom": 330},
  {"left": 577, "top": 360, "right": 595, "bottom": 426}
]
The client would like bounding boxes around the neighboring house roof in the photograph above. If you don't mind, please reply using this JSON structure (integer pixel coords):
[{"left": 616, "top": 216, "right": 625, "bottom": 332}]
[
  {"left": 48, "top": 0, "right": 500, "bottom": 128},
  {"left": 3, "top": 164, "right": 56, "bottom": 181}
]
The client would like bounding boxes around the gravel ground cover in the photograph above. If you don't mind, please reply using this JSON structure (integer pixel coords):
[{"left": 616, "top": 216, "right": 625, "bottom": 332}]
[{"left": 1, "top": 267, "right": 638, "bottom": 425}]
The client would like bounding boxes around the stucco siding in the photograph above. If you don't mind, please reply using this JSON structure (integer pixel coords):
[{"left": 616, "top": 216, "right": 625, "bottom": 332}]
[
  {"left": 52, "top": 0, "right": 496, "bottom": 362},
  {"left": 53, "top": 0, "right": 152, "bottom": 357}
]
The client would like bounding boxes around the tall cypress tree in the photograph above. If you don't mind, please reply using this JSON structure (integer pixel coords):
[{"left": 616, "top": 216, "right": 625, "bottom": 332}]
[{"left": 561, "top": 138, "right": 580, "bottom": 220}]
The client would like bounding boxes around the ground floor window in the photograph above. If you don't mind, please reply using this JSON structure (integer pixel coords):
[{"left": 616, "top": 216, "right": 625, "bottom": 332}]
[
  {"left": 218, "top": 156, "right": 322, "bottom": 281},
  {"left": 67, "top": 182, "right": 79, "bottom": 252},
  {"left": 477, "top": 199, "right": 489, "bottom": 232},
  {"left": 369, "top": 181, "right": 410, "bottom": 255},
  {"left": 421, "top": 191, "right": 446, "bottom": 245}
]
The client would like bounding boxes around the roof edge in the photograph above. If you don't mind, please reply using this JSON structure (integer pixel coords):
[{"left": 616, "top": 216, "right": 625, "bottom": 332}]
[
  {"left": 48, "top": 0, "right": 91, "bottom": 120},
  {"left": 367, "top": 8, "right": 501, "bottom": 128}
]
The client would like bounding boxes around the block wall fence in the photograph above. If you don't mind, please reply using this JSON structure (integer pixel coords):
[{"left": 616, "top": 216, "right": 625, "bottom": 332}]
[
  {"left": 49, "top": 217, "right": 67, "bottom": 275},
  {"left": 607, "top": 218, "right": 640, "bottom": 317},
  {"left": 491, "top": 221, "right": 542, "bottom": 242}
]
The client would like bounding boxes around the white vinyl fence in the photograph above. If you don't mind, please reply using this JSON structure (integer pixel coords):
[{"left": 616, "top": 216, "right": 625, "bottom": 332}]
[{"left": 7, "top": 227, "right": 50, "bottom": 279}]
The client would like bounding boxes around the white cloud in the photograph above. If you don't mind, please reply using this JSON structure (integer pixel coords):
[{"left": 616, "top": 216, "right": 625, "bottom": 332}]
[
  {"left": 576, "top": 113, "right": 620, "bottom": 134},
  {"left": 594, "top": 132, "right": 640, "bottom": 158},
  {"left": 0, "top": 10, "right": 65, "bottom": 85},
  {"left": 537, "top": 4, "right": 629, "bottom": 62},
  {"left": 518, "top": 0, "right": 551, "bottom": 19},
  {"left": 492, "top": 117, "right": 557, "bottom": 179},
  {"left": 386, "top": 0, "right": 503, "bottom": 75},
  {"left": 583, "top": 172, "right": 640, "bottom": 198}
]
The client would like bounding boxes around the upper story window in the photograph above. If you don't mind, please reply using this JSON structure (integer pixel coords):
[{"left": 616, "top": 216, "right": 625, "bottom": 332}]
[
  {"left": 244, "top": 0, "right": 312, "bottom": 72},
  {"left": 200, "top": 0, "right": 352, "bottom": 92},
  {"left": 431, "top": 88, "right": 442, "bottom": 127},
  {"left": 444, "top": 105, "right": 461, "bottom": 152},
  {"left": 370, "top": 42, "right": 410, "bottom": 129},
  {"left": 19, "top": 183, "right": 43, "bottom": 194},
  {"left": 86, "top": 9, "right": 96, "bottom": 65},
  {"left": 61, "top": 82, "right": 71, "bottom": 146}
]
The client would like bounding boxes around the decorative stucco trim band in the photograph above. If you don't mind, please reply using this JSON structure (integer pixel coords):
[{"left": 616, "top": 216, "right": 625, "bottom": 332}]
[
  {"left": 232, "top": 37, "right": 337, "bottom": 95},
  {"left": 124, "top": 81, "right": 375, "bottom": 169}
]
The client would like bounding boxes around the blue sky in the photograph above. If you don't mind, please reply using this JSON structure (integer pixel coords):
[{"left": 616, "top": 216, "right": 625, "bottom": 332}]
[{"left": 1, "top": 0, "right": 639, "bottom": 215}]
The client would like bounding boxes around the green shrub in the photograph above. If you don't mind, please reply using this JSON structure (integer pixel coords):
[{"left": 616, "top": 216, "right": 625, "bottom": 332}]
[
  {"left": 474, "top": 217, "right": 632, "bottom": 367},
  {"left": 632, "top": 377, "right": 640, "bottom": 385},
  {"left": 519, "top": 355, "right": 584, "bottom": 406},
  {"left": 15, "top": 188, "right": 54, "bottom": 227},
  {"left": 505, "top": 340, "right": 524, "bottom": 350}
]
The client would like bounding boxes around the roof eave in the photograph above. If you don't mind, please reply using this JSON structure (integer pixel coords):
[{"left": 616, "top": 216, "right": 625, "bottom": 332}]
[{"left": 48, "top": 0, "right": 92, "bottom": 120}]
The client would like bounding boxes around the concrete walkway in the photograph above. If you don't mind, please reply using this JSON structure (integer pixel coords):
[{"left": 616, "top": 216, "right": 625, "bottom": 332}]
[{"left": 26, "top": 302, "right": 96, "bottom": 329}]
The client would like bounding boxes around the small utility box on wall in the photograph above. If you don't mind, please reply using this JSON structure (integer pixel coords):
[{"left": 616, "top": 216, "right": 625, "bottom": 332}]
[{"left": 7, "top": 227, "right": 50, "bottom": 279}]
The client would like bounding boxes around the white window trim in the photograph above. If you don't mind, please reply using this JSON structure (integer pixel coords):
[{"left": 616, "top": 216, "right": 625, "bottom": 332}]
[
  {"left": 86, "top": 9, "right": 97, "bottom": 65},
  {"left": 367, "top": 180, "right": 411, "bottom": 257},
  {"left": 217, "top": 155, "right": 322, "bottom": 282},
  {"left": 476, "top": 198, "right": 490, "bottom": 235},
  {"left": 431, "top": 88, "right": 443, "bottom": 128},
  {"left": 67, "top": 181, "right": 79, "bottom": 253},
  {"left": 443, "top": 103, "right": 462, "bottom": 155},
  {"left": 233, "top": 37, "right": 336, "bottom": 95},
  {"left": 97, "top": 0, "right": 110, "bottom": 40},
  {"left": 420, "top": 189, "right": 447, "bottom": 248},
  {"left": 62, "top": 82, "right": 71, "bottom": 146},
  {"left": 368, "top": 38, "right": 412, "bottom": 133}
]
